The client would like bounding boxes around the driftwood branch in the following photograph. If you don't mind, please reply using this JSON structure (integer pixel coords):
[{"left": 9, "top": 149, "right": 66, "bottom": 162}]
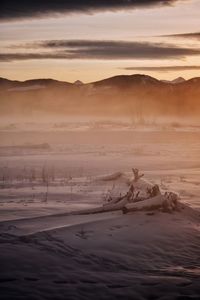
[
  {"left": 92, "top": 168, "right": 180, "bottom": 215},
  {"left": 122, "top": 191, "right": 179, "bottom": 214},
  {"left": 147, "top": 184, "right": 161, "bottom": 198},
  {"left": 132, "top": 168, "right": 144, "bottom": 182}
]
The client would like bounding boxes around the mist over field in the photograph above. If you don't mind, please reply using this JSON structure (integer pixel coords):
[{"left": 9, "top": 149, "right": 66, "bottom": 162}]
[{"left": 1, "top": 75, "right": 200, "bottom": 120}]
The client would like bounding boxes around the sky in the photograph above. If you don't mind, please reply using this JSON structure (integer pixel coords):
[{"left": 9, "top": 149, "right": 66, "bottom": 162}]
[{"left": 0, "top": 0, "right": 200, "bottom": 83}]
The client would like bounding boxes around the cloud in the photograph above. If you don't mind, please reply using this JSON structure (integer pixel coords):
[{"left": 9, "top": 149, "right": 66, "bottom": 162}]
[
  {"left": 3, "top": 40, "right": 200, "bottom": 61},
  {"left": 0, "top": 52, "right": 72, "bottom": 62},
  {"left": 1, "top": 0, "right": 186, "bottom": 21},
  {"left": 162, "top": 32, "right": 200, "bottom": 40},
  {"left": 123, "top": 66, "right": 200, "bottom": 72}
]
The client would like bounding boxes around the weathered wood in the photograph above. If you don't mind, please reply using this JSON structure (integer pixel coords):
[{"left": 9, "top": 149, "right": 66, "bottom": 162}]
[
  {"left": 93, "top": 168, "right": 180, "bottom": 215},
  {"left": 132, "top": 168, "right": 144, "bottom": 182},
  {"left": 123, "top": 194, "right": 165, "bottom": 214},
  {"left": 123, "top": 191, "right": 179, "bottom": 214},
  {"left": 147, "top": 184, "right": 161, "bottom": 198}
]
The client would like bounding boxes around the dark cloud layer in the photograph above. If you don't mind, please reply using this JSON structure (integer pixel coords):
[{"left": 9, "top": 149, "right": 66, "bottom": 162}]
[
  {"left": 162, "top": 32, "right": 200, "bottom": 40},
  {"left": 0, "top": 52, "right": 71, "bottom": 62},
  {"left": 123, "top": 66, "right": 200, "bottom": 72},
  {"left": 4, "top": 40, "right": 200, "bottom": 61},
  {"left": 1, "top": 0, "right": 185, "bottom": 21}
]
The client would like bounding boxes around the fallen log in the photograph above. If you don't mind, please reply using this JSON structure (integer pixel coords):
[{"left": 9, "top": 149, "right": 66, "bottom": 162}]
[
  {"left": 122, "top": 192, "right": 178, "bottom": 214},
  {"left": 122, "top": 194, "right": 165, "bottom": 214},
  {"left": 103, "top": 197, "right": 130, "bottom": 211},
  {"left": 92, "top": 168, "right": 180, "bottom": 215},
  {"left": 74, "top": 192, "right": 179, "bottom": 216}
]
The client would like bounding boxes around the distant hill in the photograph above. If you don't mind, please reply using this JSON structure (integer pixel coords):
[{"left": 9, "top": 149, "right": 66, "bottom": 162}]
[
  {"left": 161, "top": 77, "right": 186, "bottom": 84},
  {"left": 0, "top": 77, "right": 72, "bottom": 91},
  {"left": 0, "top": 74, "right": 200, "bottom": 118},
  {"left": 74, "top": 80, "right": 84, "bottom": 86},
  {"left": 91, "top": 74, "right": 163, "bottom": 88},
  {"left": 171, "top": 77, "right": 185, "bottom": 84}
]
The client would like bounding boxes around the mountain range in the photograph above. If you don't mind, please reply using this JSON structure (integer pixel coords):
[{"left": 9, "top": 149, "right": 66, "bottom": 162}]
[{"left": 0, "top": 74, "right": 200, "bottom": 117}]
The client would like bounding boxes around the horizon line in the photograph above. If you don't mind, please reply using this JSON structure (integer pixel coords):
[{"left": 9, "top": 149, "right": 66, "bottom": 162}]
[{"left": 1, "top": 73, "right": 199, "bottom": 85}]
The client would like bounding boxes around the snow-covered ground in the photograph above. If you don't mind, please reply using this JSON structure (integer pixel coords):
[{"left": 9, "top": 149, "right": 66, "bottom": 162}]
[
  {"left": 0, "top": 119, "right": 200, "bottom": 132},
  {"left": 0, "top": 128, "right": 200, "bottom": 299}
]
